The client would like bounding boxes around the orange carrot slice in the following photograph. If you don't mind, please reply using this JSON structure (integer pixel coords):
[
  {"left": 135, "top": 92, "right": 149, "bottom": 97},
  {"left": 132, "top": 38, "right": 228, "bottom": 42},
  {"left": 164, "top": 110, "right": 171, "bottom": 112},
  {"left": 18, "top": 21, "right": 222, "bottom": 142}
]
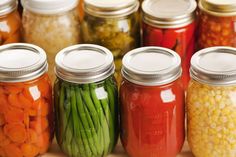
[
  {"left": 4, "top": 144, "right": 23, "bottom": 157},
  {"left": 36, "top": 130, "right": 50, "bottom": 154},
  {"left": 28, "top": 129, "right": 38, "bottom": 144},
  {"left": 22, "top": 87, "right": 34, "bottom": 102},
  {"left": 0, "top": 147, "right": 6, "bottom": 157},
  {"left": 0, "top": 94, "right": 9, "bottom": 114},
  {"left": 29, "top": 117, "right": 49, "bottom": 134},
  {"left": 38, "top": 78, "right": 51, "bottom": 98},
  {"left": 32, "top": 98, "right": 49, "bottom": 117},
  {"left": 4, "top": 123, "right": 27, "bottom": 143},
  {"left": 4, "top": 86, "right": 22, "bottom": 95},
  {"left": 0, "top": 114, "right": 5, "bottom": 126},
  {"left": 5, "top": 108, "right": 24, "bottom": 123},
  {"left": 8, "top": 93, "right": 22, "bottom": 108},
  {"left": 0, "top": 128, "right": 10, "bottom": 147},
  {"left": 18, "top": 93, "right": 32, "bottom": 109},
  {"left": 21, "top": 143, "right": 39, "bottom": 157}
]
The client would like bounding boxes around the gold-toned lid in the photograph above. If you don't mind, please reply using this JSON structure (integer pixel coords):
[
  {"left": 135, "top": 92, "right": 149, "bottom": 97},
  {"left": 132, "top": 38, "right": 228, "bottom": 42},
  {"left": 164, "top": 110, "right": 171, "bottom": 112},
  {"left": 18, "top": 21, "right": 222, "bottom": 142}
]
[
  {"left": 199, "top": 0, "right": 236, "bottom": 16},
  {"left": 84, "top": 0, "right": 139, "bottom": 18}
]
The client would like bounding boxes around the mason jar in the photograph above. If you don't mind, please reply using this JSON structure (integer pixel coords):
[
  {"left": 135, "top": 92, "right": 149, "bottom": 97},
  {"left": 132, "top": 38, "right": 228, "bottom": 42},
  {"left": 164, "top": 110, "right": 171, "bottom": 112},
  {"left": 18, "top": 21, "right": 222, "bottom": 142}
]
[
  {"left": 198, "top": 0, "right": 236, "bottom": 49},
  {"left": 142, "top": 0, "right": 197, "bottom": 89},
  {"left": 120, "top": 47, "right": 185, "bottom": 157},
  {"left": 0, "top": 43, "right": 53, "bottom": 157},
  {"left": 187, "top": 47, "right": 236, "bottom": 157},
  {"left": 21, "top": 0, "right": 80, "bottom": 81},
  {"left": 0, "top": 0, "right": 21, "bottom": 45},
  {"left": 81, "top": 0, "right": 140, "bottom": 84},
  {"left": 54, "top": 44, "right": 119, "bottom": 157}
]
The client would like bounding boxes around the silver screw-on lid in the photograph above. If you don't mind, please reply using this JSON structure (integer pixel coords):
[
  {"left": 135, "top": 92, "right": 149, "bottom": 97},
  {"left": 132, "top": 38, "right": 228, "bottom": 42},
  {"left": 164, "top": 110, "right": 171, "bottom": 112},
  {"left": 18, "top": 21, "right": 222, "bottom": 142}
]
[
  {"left": 142, "top": 0, "right": 197, "bottom": 28},
  {"left": 190, "top": 47, "right": 236, "bottom": 86},
  {"left": 55, "top": 44, "right": 115, "bottom": 84},
  {"left": 84, "top": 0, "right": 139, "bottom": 18},
  {"left": 0, "top": 0, "right": 17, "bottom": 16},
  {"left": 0, "top": 43, "right": 48, "bottom": 82},
  {"left": 122, "top": 47, "right": 182, "bottom": 86}
]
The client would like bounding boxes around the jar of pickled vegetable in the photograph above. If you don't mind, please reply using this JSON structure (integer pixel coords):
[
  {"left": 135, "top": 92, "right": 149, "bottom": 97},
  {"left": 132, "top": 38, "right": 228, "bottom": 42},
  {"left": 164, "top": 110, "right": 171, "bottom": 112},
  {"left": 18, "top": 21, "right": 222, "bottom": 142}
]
[
  {"left": 120, "top": 47, "right": 185, "bottom": 157},
  {"left": 0, "top": 0, "right": 21, "bottom": 45},
  {"left": 81, "top": 0, "right": 140, "bottom": 84},
  {"left": 198, "top": 0, "right": 236, "bottom": 49},
  {"left": 0, "top": 43, "right": 53, "bottom": 157},
  {"left": 21, "top": 0, "right": 80, "bottom": 81},
  {"left": 54, "top": 44, "right": 119, "bottom": 157},
  {"left": 187, "top": 47, "right": 236, "bottom": 157},
  {"left": 142, "top": 0, "right": 197, "bottom": 89}
]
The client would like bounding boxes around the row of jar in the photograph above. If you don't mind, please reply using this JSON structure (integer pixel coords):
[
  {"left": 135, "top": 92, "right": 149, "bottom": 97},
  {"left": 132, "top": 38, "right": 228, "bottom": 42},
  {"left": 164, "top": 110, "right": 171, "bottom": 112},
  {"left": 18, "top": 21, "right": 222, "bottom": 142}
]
[
  {"left": 1, "top": 0, "right": 236, "bottom": 87},
  {"left": 0, "top": 43, "right": 236, "bottom": 157}
]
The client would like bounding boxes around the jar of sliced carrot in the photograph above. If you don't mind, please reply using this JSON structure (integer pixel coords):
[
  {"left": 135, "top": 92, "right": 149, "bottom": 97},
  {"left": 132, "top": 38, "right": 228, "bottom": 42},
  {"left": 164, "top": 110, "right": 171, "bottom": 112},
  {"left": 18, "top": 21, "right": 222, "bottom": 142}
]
[
  {"left": 0, "top": 43, "right": 53, "bottom": 157},
  {"left": 54, "top": 44, "right": 119, "bottom": 157},
  {"left": 198, "top": 0, "right": 236, "bottom": 49},
  {"left": 0, "top": 0, "right": 21, "bottom": 45}
]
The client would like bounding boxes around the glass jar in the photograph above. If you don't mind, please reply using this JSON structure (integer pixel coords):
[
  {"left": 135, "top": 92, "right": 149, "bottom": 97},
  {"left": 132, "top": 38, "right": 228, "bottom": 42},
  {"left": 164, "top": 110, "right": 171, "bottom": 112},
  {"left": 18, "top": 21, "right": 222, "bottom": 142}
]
[
  {"left": 0, "top": 43, "right": 53, "bottom": 157},
  {"left": 187, "top": 47, "right": 236, "bottom": 157},
  {"left": 54, "top": 44, "right": 119, "bottom": 157},
  {"left": 198, "top": 0, "right": 236, "bottom": 49},
  {"left": 120, "top": 47, "right": 185, "bottom": 157},
  {"left": 81, "top": 0, "right": 140, "bottom": 84},
  {"left": 142, "top": 0, "right": 197, "bottom": 89},
  {"left": 21, "top": 0, "right": 80, "bottom": 81},
  {"left": 0, "top": 0, "right": 21, "bottom": 45}
]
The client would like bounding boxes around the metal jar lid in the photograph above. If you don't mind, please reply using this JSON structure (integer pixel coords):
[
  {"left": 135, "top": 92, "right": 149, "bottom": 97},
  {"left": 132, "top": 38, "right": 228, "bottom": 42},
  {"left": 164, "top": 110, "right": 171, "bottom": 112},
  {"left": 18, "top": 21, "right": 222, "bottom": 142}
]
[
  {"left": 55, "top": 44, "right": 115, "bottom": 84},
  {"left": 190, "top": 47, "right": 236, "bottom": 86},
  {"left": 142, "top": 0, "right": 197, "bottom": 28},
  {"left": 0, "top": 0, "right": 17, "bottom": 16},
  {"left": 199, "top": 0, "right": 236, "bottom": 16},
  {"left": 122, "top": 47, "right": 182, "bottom": 86},
  {"left": 0, "top": 43, "right": 48, "bottom": 83},
  {"left": 21, "top": 0, "right": 78, "bottom": 15},
  {"left": 84, "top": 0, "right": 139, "bottom": 18}
]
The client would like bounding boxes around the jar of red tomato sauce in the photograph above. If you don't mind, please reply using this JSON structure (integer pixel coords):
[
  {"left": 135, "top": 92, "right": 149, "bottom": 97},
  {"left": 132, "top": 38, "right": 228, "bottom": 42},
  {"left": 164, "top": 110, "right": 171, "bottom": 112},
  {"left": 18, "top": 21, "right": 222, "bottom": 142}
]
[
  {"left": 0, "top": 43, "right": 53, "bottom": 157},
  {"left": 120, "top": 47, "right": 185, "bottom": 157},
  {"left": 198, "top": 0, "right": 236, "bottom": 48},
  {"left": 142, "top": 0, "right": 197, "bottom": 89}
]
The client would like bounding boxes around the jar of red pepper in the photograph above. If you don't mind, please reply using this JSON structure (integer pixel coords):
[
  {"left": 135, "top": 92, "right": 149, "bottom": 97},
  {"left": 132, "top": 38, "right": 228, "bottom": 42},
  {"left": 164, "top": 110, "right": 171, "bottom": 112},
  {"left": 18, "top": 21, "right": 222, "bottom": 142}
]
[
  {"left": 142, "top": 0, "right": 197, "bottom": 89},
  {"left": 120, "top": 47, "right": 185, "bottom": 157},
  {"left": 198, "top": 0, "right": 236, "bottom": 49}
]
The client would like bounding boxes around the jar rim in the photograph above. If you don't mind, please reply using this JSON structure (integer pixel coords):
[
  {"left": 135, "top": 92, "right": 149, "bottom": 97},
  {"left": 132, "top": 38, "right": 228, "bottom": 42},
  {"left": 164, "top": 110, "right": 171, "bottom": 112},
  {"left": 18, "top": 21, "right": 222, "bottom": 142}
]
[
  {"left": 21, "top": 0, "right": 78, "bottom": 15},
  {"left": 84, "top": 0, "right": 139, "bottom": 18},
  {"left": 0, "top": 0, "right": 17, "bottom": 16},
  {"left": 190, "top": 47, "right": 236, "bottom": 86},
  {"left": 122, "top": 46, "right": 182, "bottom": 86},
  {"left": 55, "top": 44, "right": 115, "bottom": 84},
  {"left": 142, "top": 0, "right": 197, "bottom": 28},
  {"left": 199, "top": 0, "right": 236, "bottom": 17},
  {"left": 0, "top": 43, "right": 48, "bottom": 83}
]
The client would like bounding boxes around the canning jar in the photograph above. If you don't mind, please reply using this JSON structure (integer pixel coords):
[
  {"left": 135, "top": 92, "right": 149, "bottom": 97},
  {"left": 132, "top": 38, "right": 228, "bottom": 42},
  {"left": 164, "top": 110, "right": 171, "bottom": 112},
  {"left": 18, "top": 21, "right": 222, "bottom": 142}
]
[
  {"left": 54, "top": 44, "right": 119, "bottom": 157},
  {"left": 21, "top": 0, "right": 80, "bottom": 81},
  {"left": 0, "top": 43, "right": 53, "bottom": 157},
  {"left": 81, "top": 0, "right": 140, "bottom": 83},
  {"left": 0, "top": 0, "right": 21, "bottom": 45},
  {"left": 142, "top": 0, "right": 197, "bottom": 89},
  {"left": 120, "top": 47, "right": 185, "bottom": 157},
  {"left": 187, "top": 47, "right": 236, "bottom": 157},
  {"left": 198, "top": 0, "right": 236, "bottom": 49}
]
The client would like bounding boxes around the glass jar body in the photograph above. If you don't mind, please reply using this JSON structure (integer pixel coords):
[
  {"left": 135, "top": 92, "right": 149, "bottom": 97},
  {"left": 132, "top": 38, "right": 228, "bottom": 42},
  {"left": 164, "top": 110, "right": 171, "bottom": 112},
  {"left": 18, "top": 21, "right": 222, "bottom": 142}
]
[
  {"left": 54, "top": 76, "right": 119, "bottom": 157},
  {"left": 120, "top": 78, "right": 185, "bottom": 157},
  {"left": 81, "top": 12, "right": 140, "bottom": 83},
  {"left": 187, "top": 80, "right": 236, "bottom": 157},
  {"left": 0, "top": 9, "right": 21, "bottom": 45},
  {"left": 0, "top": 74, "right": 53, "bottom": 157},
  {"left": 142, "top": 22, "right": 196, "bottom": 89},
  {"left": 198, "top": 11, "right": 236, "bottom": 49},
  {"left": 22, "top": 8, "right": 80, "bottom": 81}
]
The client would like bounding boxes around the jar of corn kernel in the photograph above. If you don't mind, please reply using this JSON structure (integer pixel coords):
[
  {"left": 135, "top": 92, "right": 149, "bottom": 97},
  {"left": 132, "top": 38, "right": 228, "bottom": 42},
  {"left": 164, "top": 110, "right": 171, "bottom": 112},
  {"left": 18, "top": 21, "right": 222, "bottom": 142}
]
[
  {"left": 187, "top": 47, "right": 236, "bottom": 157},
  {"left": 198, "top": 0, "right": 236, "bottom": 49}
]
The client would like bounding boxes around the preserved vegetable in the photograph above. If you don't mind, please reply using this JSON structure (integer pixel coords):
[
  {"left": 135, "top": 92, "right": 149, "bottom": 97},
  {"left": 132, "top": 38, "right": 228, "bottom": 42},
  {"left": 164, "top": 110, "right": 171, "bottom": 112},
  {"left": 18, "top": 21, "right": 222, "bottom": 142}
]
[{"left": 54, "top": 44, "right": 119, "bottom": 157}]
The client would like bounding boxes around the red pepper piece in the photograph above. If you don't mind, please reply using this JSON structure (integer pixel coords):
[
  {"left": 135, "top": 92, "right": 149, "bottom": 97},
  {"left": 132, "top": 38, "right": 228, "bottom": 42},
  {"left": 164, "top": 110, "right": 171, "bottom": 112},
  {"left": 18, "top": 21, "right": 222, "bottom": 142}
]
[
  {"left": 161, "top": 29, "right": 178, "bottom": 49},
  {"left": 143, "top": 25, "right": 164, "bottom": 46}
]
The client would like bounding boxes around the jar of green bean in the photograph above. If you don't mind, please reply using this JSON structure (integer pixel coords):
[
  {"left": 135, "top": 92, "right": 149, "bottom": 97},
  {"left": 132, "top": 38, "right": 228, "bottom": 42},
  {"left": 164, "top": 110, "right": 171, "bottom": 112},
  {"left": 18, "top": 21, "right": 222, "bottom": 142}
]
[{"left": 54, "top": 44, "right": 119, "bottom": 157}]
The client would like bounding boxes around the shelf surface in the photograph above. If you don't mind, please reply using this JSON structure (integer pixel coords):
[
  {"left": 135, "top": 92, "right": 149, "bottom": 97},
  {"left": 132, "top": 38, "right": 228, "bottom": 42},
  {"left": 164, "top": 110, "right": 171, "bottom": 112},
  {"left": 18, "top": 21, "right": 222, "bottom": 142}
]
[{"left": 42, "top": 141, "right": 194, "bottom": 157}]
